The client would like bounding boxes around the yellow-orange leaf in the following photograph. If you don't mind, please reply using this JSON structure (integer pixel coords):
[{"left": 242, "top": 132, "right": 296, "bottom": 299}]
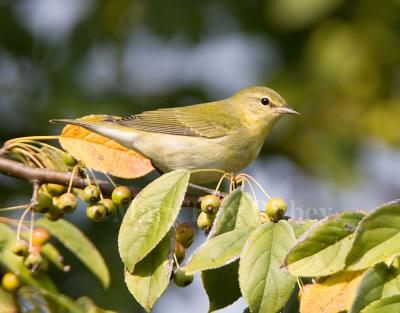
[
  {"left": 59, "top": 115, "right": 154, "bottom": 179},
  {"left": 300, "top": 271, "right": 365, "bottom": 313}
]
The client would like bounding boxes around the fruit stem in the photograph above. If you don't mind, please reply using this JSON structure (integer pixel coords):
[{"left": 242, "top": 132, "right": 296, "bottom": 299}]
[
  {"left": 103, "top": 171, "right": 117, "bottom": 188},
  {"left": 4, "top": 140, "right": 64, "bottom": 168},
  {"left": 213, "top": 173, "right": 231, "bottom": 195},
  {"left": 173, "top": 253, "right": 180, "bottom": 269},
  {"left": 0, "top": 217, "right": 25, "bottom": 226},
  {"left": 18, "top": 139, "right": 65, "bottom": 154},
  {"left": 237, "top": 173, "right": 271, "bottom": 199},
  {"left": 16, "top": 206, "right": 31, "bottom": 242},
  {"left": 297, "top": 276, "right": 304, "bottom": 297},
  {"left": 29, "top": 208, "right": 35, "bottom": 252},
  {"left": 67, "top": 165, "right": 79, "bottom": 194},
  {"left": 0, "top": 204, "right": 28, "bottom": 212},
  {"left": 242, "top": 176, "right": 259, "bottom": 208},
  {"left": 240, "top": 178, "right": 246, "bottom": 192},
  {"left": 229, "top": 174, "right": 235, "bottom": 192},
  {"left": 87, "top": 167, "right": 104, "bottom": 200},
  {"left": 5, "top": 136, "right": 60, "bottom": 144},
  {"left": 83, "top": 167, "right": 93, "bottom": 186},
  {"left": 10, "top": 147, "right": 44, "bottom": 168}
]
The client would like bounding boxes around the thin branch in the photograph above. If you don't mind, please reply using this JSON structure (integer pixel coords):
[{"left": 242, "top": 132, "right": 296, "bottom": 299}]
[{"left": 0, "top": 156, "right": 201, "bottom": 208}]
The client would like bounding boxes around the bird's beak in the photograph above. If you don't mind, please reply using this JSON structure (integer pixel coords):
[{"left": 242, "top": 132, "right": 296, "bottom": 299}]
[{"left": 276, "top": 104, "right": 300, "bottom": 115}]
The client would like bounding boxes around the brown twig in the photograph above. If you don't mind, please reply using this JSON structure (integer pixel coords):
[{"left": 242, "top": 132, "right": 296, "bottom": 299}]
[{"left": 0, "top": 156, "right": 201, "bottom": 207}]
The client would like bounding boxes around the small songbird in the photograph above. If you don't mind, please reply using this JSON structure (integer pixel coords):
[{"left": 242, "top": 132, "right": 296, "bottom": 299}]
[{"left": 51, "top": 86, "right": 299, "bottom": 183}]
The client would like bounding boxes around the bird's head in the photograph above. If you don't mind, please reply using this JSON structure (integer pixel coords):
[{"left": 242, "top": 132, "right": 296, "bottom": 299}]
[{"left": 232, "top": 86, "right": 299, "bottom": 126}]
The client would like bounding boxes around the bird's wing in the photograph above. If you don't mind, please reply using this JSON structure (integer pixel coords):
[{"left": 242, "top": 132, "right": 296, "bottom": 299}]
[{"left": 108, "top": 104, "right": 235, "bottom": 138}]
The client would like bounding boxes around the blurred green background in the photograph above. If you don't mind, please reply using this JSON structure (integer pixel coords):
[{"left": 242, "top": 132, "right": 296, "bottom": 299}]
[{"left": 0, "top": 0, "right": 399, "bottom": 312}]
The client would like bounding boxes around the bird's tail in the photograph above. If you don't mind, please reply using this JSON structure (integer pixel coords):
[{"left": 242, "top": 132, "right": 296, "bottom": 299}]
[
  {"left": 50, "top": 115, "right": 137, "bottom": 147},
  {"left": 50, "top": 114, "right": 113, "bottom": 128}
]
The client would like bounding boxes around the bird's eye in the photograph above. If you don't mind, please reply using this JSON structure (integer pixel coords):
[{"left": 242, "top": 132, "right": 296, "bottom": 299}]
[{"left": 261, "top": 97, "right": 270, "bottom": 106}]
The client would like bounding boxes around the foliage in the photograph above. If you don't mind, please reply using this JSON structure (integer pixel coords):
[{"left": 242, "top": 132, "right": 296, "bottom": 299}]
[
  {"left": 115, "top": 168, "right": 400, "bottom": 312},
  {"left": 1, "top": 134, "right": 400, "bottom": 312}
]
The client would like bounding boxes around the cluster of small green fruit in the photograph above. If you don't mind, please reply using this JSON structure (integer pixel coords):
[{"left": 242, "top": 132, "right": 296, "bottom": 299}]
[
  {"left": 35, "top": 153, "right": 132, "bottom": 222},
  {"left": 171, "top": 195, "right": 222, "bottom": 288},
  {"left": 6, "top": 228, "right": 51, "bottom": 289},
  {"left": 34, "top": 154, "right": 133, "bottom": 222},
  {"left": 197, "top": 194, "right": 221, "bottom": 231},
  {"left": 36, "top": 183, "right": 132, "bottom": 222},
  {"left": 172, "top": 223, "right": 195, "bottom": 288}
]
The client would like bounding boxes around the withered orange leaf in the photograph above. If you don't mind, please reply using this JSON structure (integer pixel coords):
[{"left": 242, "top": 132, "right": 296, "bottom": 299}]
[
  {"left": 59, "top": 115, "right": 154, "bottom": 179},
  {"left": 300, "top": 271, "right": 365, "bottom": 313}
]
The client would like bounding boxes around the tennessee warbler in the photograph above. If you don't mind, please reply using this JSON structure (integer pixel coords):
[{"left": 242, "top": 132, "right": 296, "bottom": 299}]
[{"left": 51, "top": 86, "right": 299, "bottom": 183}]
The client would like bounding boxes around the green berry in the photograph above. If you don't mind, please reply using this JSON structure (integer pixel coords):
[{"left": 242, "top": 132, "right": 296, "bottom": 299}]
[
  {"left": 2, "top": 273, "right": 20, "bottom": 292},
  {"left": 33, "top": 257, "right": 49, "bottom": 274},
  {"left": 46, "top": 184, "right": 67, "bottom": 197},
  {"left": 11, "top": 240, "right": 29, "bottom": 257},
  {"left": 173, "top": 269, "right": 193, "bottom": 287},
  {"left": 197, "top": 212, "right": 215, "bottom": 231},
  {"left": 63, "top": 153, "right": 77, "bottom": 166},
  {"left": 111, "top": 186, "right": 132, "bottom": 207},
  {"left": 100, "top": 199, "right": 116, "bottom": 216},
  {"left": 24, "top": 252, "right": 43, "bottom": 272},
  {"left": 45, "top": 200, "right": 64, "bottom": 221},
  {"left": 82, "top": 185, "right": 101, "bottom": 204},
  {"left": 182, "top": 237, "right": 193, "bottom": 248},
  {"left": 265, "top": 197, "right": 287, "bottom": 221},
  {"left": 58, "top": 193, "right": 78, "bottom": 213},
  {"left": 175, "top": 223, "right": 195, "bottom": 247},
  {"left": 174, "top": 241, "right": 185, "bottom": 264},
  {"left": 32, "top": 228, "right": 50, "bottom": 246},
  {"left": 201, "top": 195, "right": 221, "bottom": 214},
  {"left": 86, "top": 203, "right": 107, "bottom": 222},
  {"left": 45, "top": 211, "right": 62, "bottom": 221},
  {"left": 259, "top": 212, "right": 271, "bottom": 224},
  {"left": 35, "top": 190, "right": 52, "bottom": 213}
]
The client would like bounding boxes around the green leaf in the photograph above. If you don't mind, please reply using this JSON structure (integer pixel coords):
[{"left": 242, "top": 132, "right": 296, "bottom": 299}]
[
  {"left": 76, "top": 296, "right": 116, "bottom": 313},
  {"left": 209, "top": 189, "right": 260, "bottom": 238},
  {"left": 41, "top": 243, "right": 69, "bottom": 272},
  {"left": 40, "top": 288, "right": 85, "bottom": 313},
  {"left": 350, "top": 263, "right": 400, "bottom": 313},
  {"left": 0, "top": 223, "right": 17, "bottom": 251},
  {"left": 36, "top": 218, "right": 109, "bottom": 288},
  {"left": 119, "top": 170, "right": 190, "bottom": 272},
  {"left": 200, "top": 189, "right": 257, "bottom": 312},
  {"left": 360, "top": 295, "right": 400, "bottom": 313},
  {"left": 0, "top": 287, "right": 17, "bottom": 313},
  {"left": 125, "top": 231, "right": 173, "bottom": 312},
  {"left": 239, "top": 221, "right": 296, "bottom": 313},
  {"left": 346, "top": 200, "right": 400, "bottom": 271},
  {"left": 288, "top": 218, "right": 317, "bottom": 238},
  {"left": 201, "top": 261, "right": 241, "bottom": 313},
  {"left": 284, "top": 211, "right": 365, "bottom": 277},
  {"left": 185, "top": 227, "right": 254, "bottom": 275},
  {"left": 382, "top": 269, "right": 400, "bottom": 296}
]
